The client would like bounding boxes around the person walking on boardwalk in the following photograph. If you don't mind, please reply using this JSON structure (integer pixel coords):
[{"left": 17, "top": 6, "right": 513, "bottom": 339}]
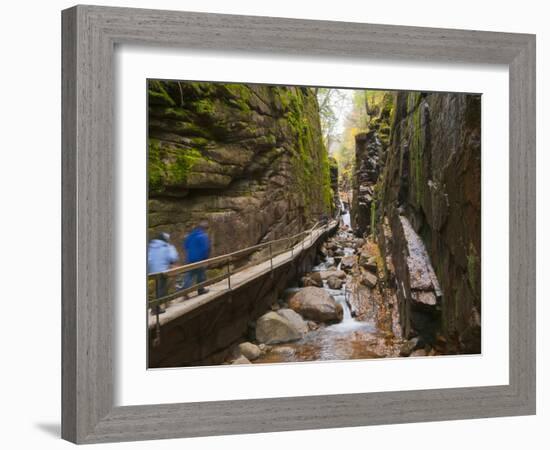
[
  {"left": 182, "top": 219, "right": 211, "bottom": 296},
  {"left": 147, "top": 232, "right": 179, "bottom": 314}
]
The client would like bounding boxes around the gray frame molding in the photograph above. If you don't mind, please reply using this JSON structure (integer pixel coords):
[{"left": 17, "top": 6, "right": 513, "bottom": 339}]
[{"left": 61, "top": 5, "right": 536, "bottom": 444}]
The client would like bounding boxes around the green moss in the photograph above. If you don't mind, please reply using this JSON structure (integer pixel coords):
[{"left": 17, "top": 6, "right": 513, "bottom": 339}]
[
  {"left": 221, "top": 84, "right": 253, "bottom": 112},
  {"left": 148, "top": 80, "right": 176, "bottom": 107},
  {"left": 276, "top": 87, "right": 293, "bottom": 110},
  {"left": 148, "top": 139, "right": 164, "bottom": 193},
  {"left": 281, "top": 87, "right": 333, "bottom": 216},
  {"left": 320, "top": 147, "right": 333, "bottom": 210},
  {"left": 410, "top": 100, "right": 424, "bottom": 205},
  {"left": 160, "top": 107, "right": 189, "bottom": 121},
  {"left": 148, "top": 89, "right": 176, "bottom": 107},
  {"left": 170, "top": 149, "right": 203, "bottom": 184},
  {"left": 370, "top": 199, "right": 377, "bottom": 238},
  {"left": 193, "top": 99, "right": 216, "bottom": 115},
  {"left": 466, "top": 242, "right": 479, "bottom": 292},
  {"left": 148, "top": 138, "right": 204, "bottom": 194},
  {"left": 177, "top": 121, "right": 214, "bottom": 139}
]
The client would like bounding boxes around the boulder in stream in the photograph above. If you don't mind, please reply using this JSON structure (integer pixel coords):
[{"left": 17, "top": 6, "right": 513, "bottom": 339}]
[
  {"left": 232, "top": 355, "right": 252, "bottom": 364},
  {"left": 327, "top": 275, "right": 344, "bottom": 290},
  {"left": 319, "top": 269, "right": 346, "bottom": 280},
  {"left": 288, "top": 287, "right": 343, "bottom": 323},
  {"left": 302, "top": 271, "right": 323, "bottom": 288},
  {"left": 238, "top": 342, "right": 261, "bottom": 361},
  {"left": 340, "top": 255, "right": 357, "bottom": 271},
  {"left": 310, "top": 271, "right": 323, "bottom": 284},
  {"left": 277, "top": 308, "right": 309, "bottom": 335},
  {"left": 255, "top": 311, "right": 304, "bottom": 344}
]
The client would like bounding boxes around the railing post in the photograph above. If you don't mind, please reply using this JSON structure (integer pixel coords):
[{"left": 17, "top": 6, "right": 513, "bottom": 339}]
[
  {"left": 226, "top": 260, "right": 231, "bottom": 290},
  {"left": 153, "top": 276, "right": 161, "bottom": 346},
  {"left": 269, "top": 242, "right": 275, "bottom": 278}
]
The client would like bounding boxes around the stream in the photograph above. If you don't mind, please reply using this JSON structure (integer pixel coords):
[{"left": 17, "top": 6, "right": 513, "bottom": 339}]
[{"left": 253, "top": 208, "right": 395, "bottom": 364}]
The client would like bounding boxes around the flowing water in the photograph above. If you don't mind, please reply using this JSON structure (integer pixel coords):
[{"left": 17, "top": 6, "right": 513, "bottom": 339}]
[
  {"left": 253, "top": 223, "right": 388, "bottom": 364},
  {"left": 341, "top": 203, "right": 351, "bottom": 228}
]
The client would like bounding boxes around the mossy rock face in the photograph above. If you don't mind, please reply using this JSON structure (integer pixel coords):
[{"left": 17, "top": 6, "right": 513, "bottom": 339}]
[
  {"left": 148, "top": 80, "right": 177, "bottom": 106},
  {"left": 148, "top": 139, "right": 207, "bottom": 194},
  {"left": 186, "top": 172, "right": 233, "bottom": 189},
  {"left": 369, "top": 90, "right": 481, "bottom": 350},
  {"left": 147, "top": 79, "right": 333, "bottom": 263}
]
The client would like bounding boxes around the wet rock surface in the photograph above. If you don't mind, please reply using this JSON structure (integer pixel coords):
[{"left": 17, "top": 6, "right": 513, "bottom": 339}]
[
  {"left": 255, "top": 311, "right": 304, "bottom": 344},
  {"left": 319, "top": 269, "right": 346, "bottom": 280},
  {"left": 288, "top": 287, "right": 344, "bottom": 323},
  {"left": 232, "top": 355, "right": 252, "bottom": 364},
  {"left": 351, "top": 91, "right": 481, "bottom": 354},
  {"left": 327, "top": 275, "right": 344, "bottom": 290},
  {"left": 238, "top": 342, "right": 261, "bottom": 361},
  {"left": 253, "top": 224, "right": 412, "bottom": 364},
  {"left": 277, "top": 308, "right": 309, "bottom": 335}
]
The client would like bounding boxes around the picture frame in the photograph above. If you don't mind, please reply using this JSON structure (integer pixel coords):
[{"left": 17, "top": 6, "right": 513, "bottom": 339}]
[{"left": 61, "top": 4, "right": 536, "bottom": 444}]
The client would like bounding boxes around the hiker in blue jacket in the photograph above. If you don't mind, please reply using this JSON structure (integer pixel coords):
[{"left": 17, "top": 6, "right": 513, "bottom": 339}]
[
  {"left": 182, "top": 220, "right": 211, "bottom": 296},
  {"left": 147, "top": 232, "right": 179, "bottom": 313}
]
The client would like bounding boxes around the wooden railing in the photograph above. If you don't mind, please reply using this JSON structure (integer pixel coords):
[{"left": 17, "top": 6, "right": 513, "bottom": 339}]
[{"left": 147, "top": 219, "right": 337, "bottom": 311}]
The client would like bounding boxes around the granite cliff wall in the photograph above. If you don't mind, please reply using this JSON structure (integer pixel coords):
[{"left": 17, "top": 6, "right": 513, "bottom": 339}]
[
  {"left": 148, "top": 81, "right": 334, "bottom": 258},
  {"left": 353, "top": 91, "right": 481, "bottom": 353}
]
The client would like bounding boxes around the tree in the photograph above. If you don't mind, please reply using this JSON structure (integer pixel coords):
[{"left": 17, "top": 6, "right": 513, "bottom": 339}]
[
  {"left": 316, "top": 88, "right": 348, "bottom": 153},
  {"left": 332, "top": 90, "right": 368, "bottom": 195}
]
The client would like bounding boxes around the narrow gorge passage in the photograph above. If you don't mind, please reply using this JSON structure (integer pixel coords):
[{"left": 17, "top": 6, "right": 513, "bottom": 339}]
[
  {"left": 254, "top": 214, "right": 397, "bottom": 364},
  {"left": 147, "top": 82, "right": 481, "bottom": 368}
]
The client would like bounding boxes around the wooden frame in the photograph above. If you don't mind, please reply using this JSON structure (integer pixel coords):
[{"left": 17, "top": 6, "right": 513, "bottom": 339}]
[{"left": 62, "top": 5, "right": 536, "bottom": 444}]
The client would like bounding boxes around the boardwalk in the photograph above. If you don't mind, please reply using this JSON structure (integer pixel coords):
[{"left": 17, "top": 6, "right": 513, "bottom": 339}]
[{"left": 148, "top": 220, "right": 338, "bottom": 329}]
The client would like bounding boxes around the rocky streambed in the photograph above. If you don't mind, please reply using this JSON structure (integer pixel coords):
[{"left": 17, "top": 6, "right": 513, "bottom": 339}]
[{"left": 221, "top": 220, "right": 443, "bottom": 366}]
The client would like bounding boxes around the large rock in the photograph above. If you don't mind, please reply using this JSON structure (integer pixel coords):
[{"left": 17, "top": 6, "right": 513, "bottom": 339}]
[
  {"left": 302, "top": 271, "right": 323, "bottom": 288},
  {"left": 238, "top": 342, "right": 261, "bottom": 361},
  {"left": 340, "top": 255, "right": 356, "bottom": 271},
  {"left": 327, "top": 276, "right": 344, "bottom": 290},
  {"left": 309, "top": 271, "right": 323, "bottom": 285},
  {"left": 276, "top": 308, "right": 309, "bottom": 335},
  {"left": 360, "top": 271, "right": 378, "bottom": 288},
  {"left": 288, "top": 287, "right": 343, "bottom": 323},
  {"left": 255, "top": 311, "right": 304, "bottom": 344},
  {"left": 319, "top": 269, "right": 346, "bottom": 280},
  {"left": 359, "top": 253, "right": 378, "bottom": 273},
  {"left": 232, "top": 355, "right": 252, "bottom": 364}
]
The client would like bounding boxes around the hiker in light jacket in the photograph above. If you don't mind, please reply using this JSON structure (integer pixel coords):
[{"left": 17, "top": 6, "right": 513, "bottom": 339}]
[{"left": 147, "top": 232, "right": 179, "bottom": 313}]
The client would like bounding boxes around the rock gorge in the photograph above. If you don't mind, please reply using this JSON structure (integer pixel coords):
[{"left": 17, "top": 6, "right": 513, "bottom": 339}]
[
  {"left": 352, "top": 91, "right": 481, "bottom": 353},
  {"left": 148, "top": 80, "right": 335, "bottom": 258},
  {"left": 146, "top": 82, "right": 483, "bottom": 366}
]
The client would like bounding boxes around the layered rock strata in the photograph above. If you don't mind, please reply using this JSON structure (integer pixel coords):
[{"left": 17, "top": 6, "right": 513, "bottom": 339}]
[{"left": 148, "top": 81, "right": 334, "bottom": 258}]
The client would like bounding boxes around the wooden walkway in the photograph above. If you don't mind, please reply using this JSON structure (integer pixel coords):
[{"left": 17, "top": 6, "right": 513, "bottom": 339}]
[{"left": 148, "top": 220, "right": 338, "bottom": 329}]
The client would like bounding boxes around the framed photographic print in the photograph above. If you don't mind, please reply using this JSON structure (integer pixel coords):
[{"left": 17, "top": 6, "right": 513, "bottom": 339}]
[{"left": 62, "top": 5, "right": 536, "bottom": 444}]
